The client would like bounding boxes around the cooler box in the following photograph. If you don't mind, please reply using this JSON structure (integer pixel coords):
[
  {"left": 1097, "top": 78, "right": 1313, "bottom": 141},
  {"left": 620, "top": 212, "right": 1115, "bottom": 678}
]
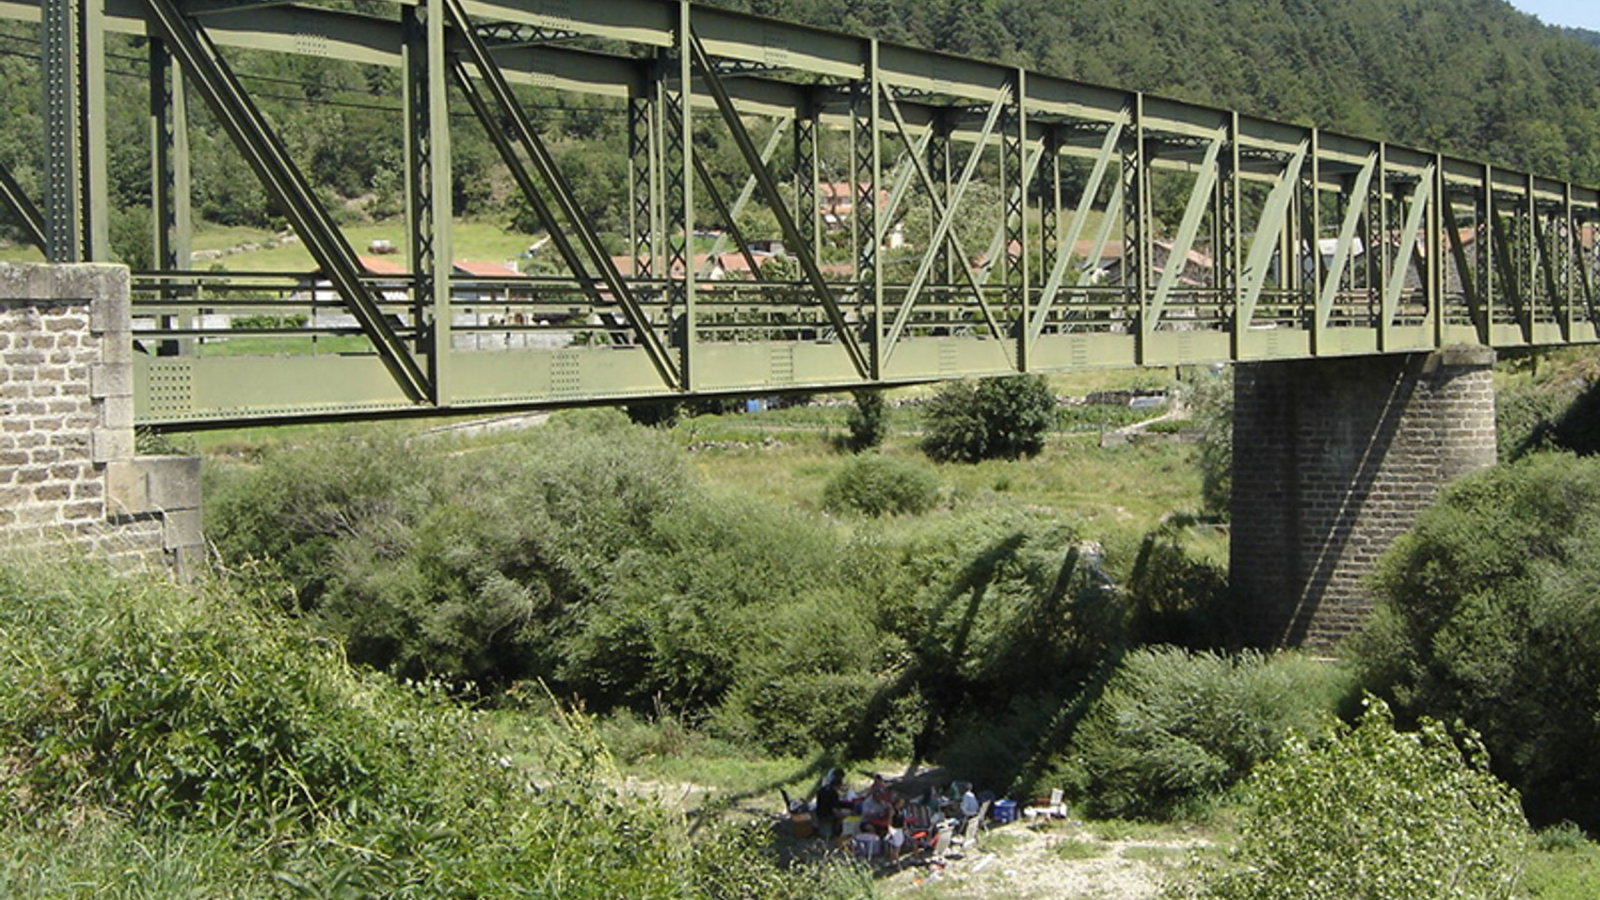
[{"left": 991, "top": 799, "right": 1019, "bottom": 824}]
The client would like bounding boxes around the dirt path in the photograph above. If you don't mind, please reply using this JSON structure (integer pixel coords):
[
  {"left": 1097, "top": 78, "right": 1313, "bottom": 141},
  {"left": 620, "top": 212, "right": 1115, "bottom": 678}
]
[{"left": 873, "top": 820, "right": 1207, "bottom": 900}]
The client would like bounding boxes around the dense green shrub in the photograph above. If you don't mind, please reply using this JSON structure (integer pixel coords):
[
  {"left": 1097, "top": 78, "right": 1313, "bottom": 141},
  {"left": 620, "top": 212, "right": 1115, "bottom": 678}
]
[
  {"left": 845, "top": 389, "right": 889, "bottom": 451},
  {"left": 1124, "top": 522, "right": 1235, "bottom": 649},
  {"left": 1352, "top": 452, "right": 1600, "bottom": 829},
  {"left": 0, "top": 558, "right": 871, "bottom": 900},
  {"left": 865, "top": 508, "right": 1124, "bottom": 783},
  {"left": 821, "top": 454, "right": 938, "bottom": 517},
  {"left": 1068, "top": 647, "right": 1350, "bottom": 820},
  {"left": 921, "top": 375, "right": 1057, "bottom": 463},
  {"left": 1169, "top": 698, "right": 1527, "bottom": 900}
]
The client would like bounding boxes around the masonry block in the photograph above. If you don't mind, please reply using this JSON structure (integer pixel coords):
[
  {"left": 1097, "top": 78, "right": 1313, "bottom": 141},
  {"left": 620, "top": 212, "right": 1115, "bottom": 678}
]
[
  {"left": 89, "top": 362, "right": 133, "bottom": 399},
  {"left": 162, "top": 508, "right": 203, "bottom": 552}
]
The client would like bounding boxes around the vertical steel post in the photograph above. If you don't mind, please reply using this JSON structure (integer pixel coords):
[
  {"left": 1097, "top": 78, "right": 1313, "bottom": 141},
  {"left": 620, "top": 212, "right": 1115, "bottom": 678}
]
[
  {"left": 1124, "top": 94, "right": 1150, "bottom": 361},
  {"left": 1482, "top": 165, "right": 1495, "bottom": 334},
  {"left": 1005, "top": 68, "right": 1028, "bottom": 370},
  {"left": 629, "top": 91, "right": 656, "bottom": 278},
  {"left": 1429, "top": 158, "right": 1445, "bottom": 346},
  {"left": 793, "top": 93, "right": 819, "bottom": 266},
  {"left": 149, "top": 39, "right": 191, "bottom": 272},
  {"left": 79, "top": 0, "right": 106, "bottom": 259},
  {"left": 1040, "top": 126, "right": 1058, "bottom": 294},
  {"left": 403, "top": 0, "right": 451, "bottom": 401},
  {"left": 855, "top": 40, "right": 881, "bottom": 378},
  {"left": 1300, "top": 128, "right": 1320, "bottom": 342},
  {"left": 1564, "top": 184, "right": 1576, "bottom": 338},
  {"left": 42, "top": 0, "right": 80, "bottom": 261},
  {"left": 676, "top": 2, "right": 695, "bottom": 387},
  {"left": 1219, "top": 114, "right": 1241, "bottom": 353}
]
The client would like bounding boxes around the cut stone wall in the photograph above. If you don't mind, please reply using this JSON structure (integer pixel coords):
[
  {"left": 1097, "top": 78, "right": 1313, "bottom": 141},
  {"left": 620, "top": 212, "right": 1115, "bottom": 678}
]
[
  {"left": 0, "top": 263, "right": 202, "bottom": 575},
  {"left": 1230, "top": 347, "right": 1497, "bottom": 649}
]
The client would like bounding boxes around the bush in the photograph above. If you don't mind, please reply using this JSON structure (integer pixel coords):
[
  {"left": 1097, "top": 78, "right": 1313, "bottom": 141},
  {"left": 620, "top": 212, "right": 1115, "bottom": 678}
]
[
  {"left": 921, "top": 375, "right": 1056, "bottom": 463},
  {"left": 1169, "top": 698, "right": 1527, "bottom": 900},
  {"left": 0, "top": 558, "right": 872, "bottom": 900},
  {"left": 864, "top": 508, "right": 1125, "bottom": 784},
  {"left": 1125, "top": 522, "right": 1236, "bottom": 649},
  {"left": 822, "top": 454, "right": 938, "bottom": 517},
  {"left": 845, "top": 389, "right": 889, "bottom": 451},
  {"left": 1351, "top": 452, "right": 1600, "bottom": 829},
  {"left": 1068, "top": 647, "right": 1350, "bottom": 820}
]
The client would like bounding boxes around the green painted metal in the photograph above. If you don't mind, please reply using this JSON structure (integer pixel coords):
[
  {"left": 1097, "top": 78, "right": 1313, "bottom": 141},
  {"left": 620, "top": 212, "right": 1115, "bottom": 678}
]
[
  {"left": 138, "top": 0, "right": 431, "bottom": 402},
  {"left": 447, "top": 0, "right": 679, "bottom": 390},
  {"left": 880, "top": 84, "right": 1010, "bottom": 362},
  {"left": 1149, "top": 126, "right": 1224, "bottom": 326},
  {"left": 1380, "top": 167, "right": 1433, "bottom": 349},
  {"left": 1, "top": 0, "right": 1597, "bottom": 427},
  {"left": 0, "top": 160, "right": 46, "bottom": 251},
  {"left": 42, "top": 0, "right": 78, "bottom": 261},
  {"left": 1029, "top": 118, "right": 1123, "bottom": 346},
  {"left": 688, "top": 30, "right": 870, "bottom": 379},
  {"left": 1238, "top": 141, "right": 1306, "bottom": 330},
  {"left": 699, "top": 118, "right": 788, "bottom": 279}
]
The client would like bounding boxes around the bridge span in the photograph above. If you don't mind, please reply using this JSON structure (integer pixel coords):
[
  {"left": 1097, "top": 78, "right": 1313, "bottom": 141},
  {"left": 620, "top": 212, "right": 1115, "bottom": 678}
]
[{"left": 0, "top": 0, "right": 1596, "bottom": 428}]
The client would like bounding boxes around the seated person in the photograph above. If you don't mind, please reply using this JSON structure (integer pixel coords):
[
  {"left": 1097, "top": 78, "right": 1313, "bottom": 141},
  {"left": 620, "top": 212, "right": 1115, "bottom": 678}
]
[{"left": 860, "top": 774, "right": 893, "bottom": 833}]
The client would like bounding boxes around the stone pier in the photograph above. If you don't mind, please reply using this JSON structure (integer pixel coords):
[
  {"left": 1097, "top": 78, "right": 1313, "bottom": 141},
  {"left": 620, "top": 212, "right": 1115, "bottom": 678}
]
[
  {"left": 0, "top": 263, "right": 202, "bottom": 575},
  {"left": 1229, "top": 347, "right": 1497, "bottom": 648}
]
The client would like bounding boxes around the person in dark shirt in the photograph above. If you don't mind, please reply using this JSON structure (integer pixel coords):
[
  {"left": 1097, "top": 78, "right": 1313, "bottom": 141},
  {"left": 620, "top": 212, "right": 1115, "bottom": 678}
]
[{"left": 814, "top": 768, "right": 846, "bottom": 839}]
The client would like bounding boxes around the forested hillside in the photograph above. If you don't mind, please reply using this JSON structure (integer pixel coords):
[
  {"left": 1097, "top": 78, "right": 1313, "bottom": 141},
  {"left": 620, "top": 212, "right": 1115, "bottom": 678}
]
[
  {"left": 717, "top": 0, "right": 1600, "bottom": 183},
  {"left": 2, "top": 0, "right": 1600, "bottom": 251}
]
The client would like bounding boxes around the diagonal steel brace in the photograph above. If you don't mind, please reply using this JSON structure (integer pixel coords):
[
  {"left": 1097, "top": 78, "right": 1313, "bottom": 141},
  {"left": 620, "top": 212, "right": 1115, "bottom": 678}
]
[
  {"left": 446, "top": 0, "right": 678, "bottom": 387},
  {"left": 0, "top": 161, "right": 46, "bottom": 251},
  {"left": 688, "top": 32, "right": 869, "bottom": 378},
  {"left": 879, "top": 84, "right": 1011, "bottom": 362}
]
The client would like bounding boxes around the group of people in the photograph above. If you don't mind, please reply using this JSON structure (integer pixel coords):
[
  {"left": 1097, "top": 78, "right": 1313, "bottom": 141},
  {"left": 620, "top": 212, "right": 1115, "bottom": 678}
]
[{"left": 808, "top": 769, "right": 984, "bottom": 860}]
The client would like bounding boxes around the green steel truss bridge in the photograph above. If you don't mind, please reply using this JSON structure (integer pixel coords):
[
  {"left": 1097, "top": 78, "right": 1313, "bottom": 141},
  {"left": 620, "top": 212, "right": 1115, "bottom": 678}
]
[{"left": 2, "top": 0, "right": 1599, "bottom": 428}]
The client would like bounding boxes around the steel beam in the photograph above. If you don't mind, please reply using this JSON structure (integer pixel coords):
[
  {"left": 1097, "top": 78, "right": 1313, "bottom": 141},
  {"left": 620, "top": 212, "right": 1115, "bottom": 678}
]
[
  {"left": 698, "top": 118, "right": 787, "bottom": 280},
  {"left": 1149, "top": 126, "right": 1224, "bottom": 327},
  {"left": 1239, "top": 141, "right": 1307, "bottom": 329},
  {"left": 1379, "top": 166, "right": 1433, "bottom": 349},
  {"left": 0, "top": 160, "right": 46, "bottom": 251},
  {"left": 1029, "top": 118, "right": 1123, "bottom": 345},
  {"left": 879, "top": 84, "right": 1010, "bottom": 362}
]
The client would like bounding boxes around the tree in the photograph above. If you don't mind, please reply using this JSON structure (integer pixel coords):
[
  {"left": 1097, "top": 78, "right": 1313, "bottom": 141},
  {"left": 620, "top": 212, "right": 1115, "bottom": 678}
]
[
  {"left": 845, "top": 389, "right": 888, "bottom": 451},
  {"left": 1352, "top": 453, "right": 1600, "bottom": 829},
  {"left": 1170, "top": 698, "right": 1528, "bottom": 900},
  {"left": 921, "top": 375, "right": 1056, "bottom": 463}
]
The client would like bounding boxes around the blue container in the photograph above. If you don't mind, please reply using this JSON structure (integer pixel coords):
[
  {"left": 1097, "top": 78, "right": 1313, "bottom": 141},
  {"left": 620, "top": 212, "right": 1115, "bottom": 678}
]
[{"left": 991, "top": 799, "right": 1019, "bottom": 824}]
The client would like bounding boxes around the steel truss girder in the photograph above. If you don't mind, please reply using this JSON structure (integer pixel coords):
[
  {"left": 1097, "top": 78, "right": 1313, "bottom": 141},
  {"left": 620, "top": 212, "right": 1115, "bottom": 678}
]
[
  {"left": 697, "top": 118, "right": 788, "bottom": 280},
  {"left": 1029, "top": 116, "right": 1124, "bottom": 345},
  {"left": 3, "top": 0, "right": 1600, "bottom": 428},
  {"left": 137, "top": 0, "right": 431, "bottom": 402},
  {"left": 444, "top": 0, "right": 680, "bottom": 388}
]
